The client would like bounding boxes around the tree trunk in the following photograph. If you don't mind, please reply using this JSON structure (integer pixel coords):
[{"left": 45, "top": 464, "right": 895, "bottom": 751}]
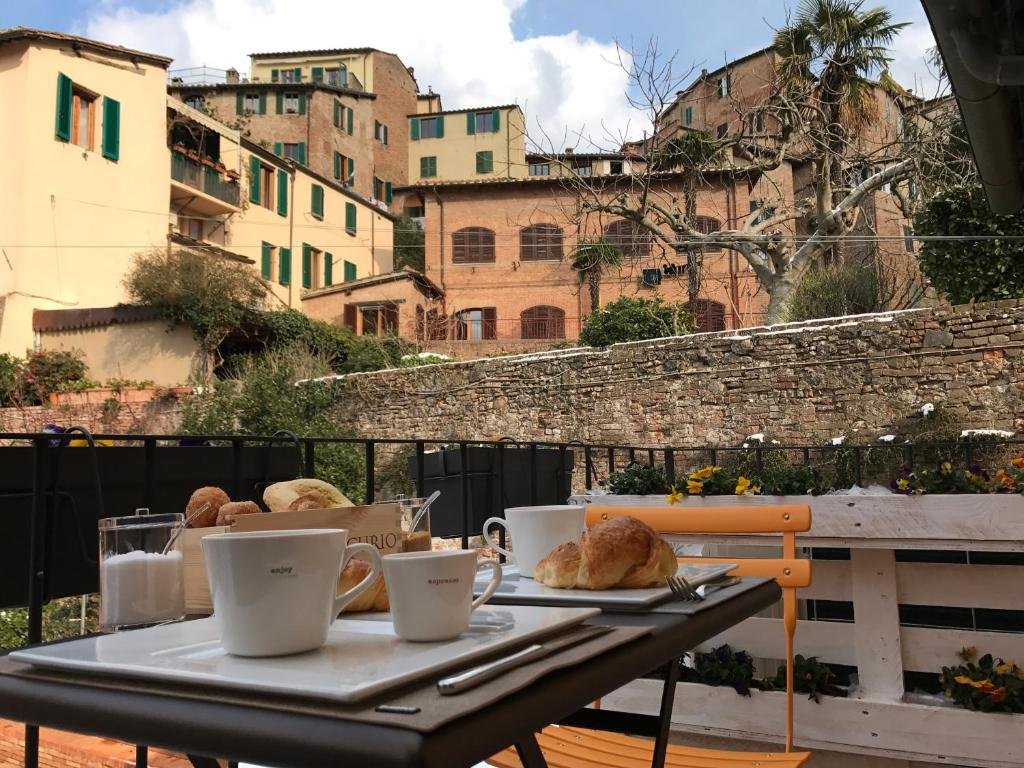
[
  {"left": 588, "top": 270, "right": 601, "bottom": 313},
  {"left": 762, "top": 272, "right": 795, "bottom": 324}
]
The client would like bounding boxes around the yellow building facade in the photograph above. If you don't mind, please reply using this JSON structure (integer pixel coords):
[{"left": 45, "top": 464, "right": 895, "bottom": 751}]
[{"left": 407, "top": 105, "right": 527, "bottom": 182}]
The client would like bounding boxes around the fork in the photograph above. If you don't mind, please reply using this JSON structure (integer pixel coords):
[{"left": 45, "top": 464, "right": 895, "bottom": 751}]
[{"left": 666, "top": 574, "right": 700, "bottom": 601}]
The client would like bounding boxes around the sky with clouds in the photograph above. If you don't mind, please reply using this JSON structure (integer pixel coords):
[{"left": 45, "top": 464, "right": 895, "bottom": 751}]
[{"left": 3, "top": 0, "right": 942, "bottom": 149}]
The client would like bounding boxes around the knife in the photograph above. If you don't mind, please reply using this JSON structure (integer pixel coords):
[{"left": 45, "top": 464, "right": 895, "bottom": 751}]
[{"left": 436, "top": 625, "right": 614, "bottom": 695}]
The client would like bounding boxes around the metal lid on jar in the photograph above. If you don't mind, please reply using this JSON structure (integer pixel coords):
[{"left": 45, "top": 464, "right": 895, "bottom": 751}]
[{"left": 98, "top": 513, "right": 184, "bottom": 531}]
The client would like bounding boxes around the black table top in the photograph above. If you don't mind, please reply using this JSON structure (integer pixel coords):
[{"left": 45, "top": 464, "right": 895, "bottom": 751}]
[{"left": 0, "top": 581, "right": 780, "bottom": 768}]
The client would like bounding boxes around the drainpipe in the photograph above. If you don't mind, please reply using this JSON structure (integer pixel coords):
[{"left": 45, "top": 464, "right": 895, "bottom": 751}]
[
  {"left": 506, "top": 109, "right": 512, "bottom": 178},
  {"left": 371, "top": 209, "right": 376, "bottom": 276},
  {"left": 288, "top": 162, "right": 296, "bottom": 307}
]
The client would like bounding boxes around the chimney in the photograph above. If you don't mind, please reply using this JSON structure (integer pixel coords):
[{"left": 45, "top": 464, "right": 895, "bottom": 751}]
[
  {"left": 225, "top": 68, "right": 240, "bottom": 84},
  {"left": 564, "top": 147, "right": 574, "bottom": 155},
  {"left": 408, "top": 67, "right": 415, "bottom": 77}
]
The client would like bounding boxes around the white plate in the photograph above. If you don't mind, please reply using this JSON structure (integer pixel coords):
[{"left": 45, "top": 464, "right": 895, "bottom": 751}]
[
  {"left": 10, "top": 604, "right": 599, "bottom": 704},
  {"left": 475, "top": 563, "right": 738, "bottom": 607}
]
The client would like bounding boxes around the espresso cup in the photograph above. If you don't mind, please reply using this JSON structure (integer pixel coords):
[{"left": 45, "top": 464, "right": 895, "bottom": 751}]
[
  {"left": 483, "top": 505, "right": 586, "bottom": 578},
  {"left": 202, "top": 528, "right": 381, "bottom": 657},
  {"left": 383, "top": 550, "right": 502, "bottom": 642}
]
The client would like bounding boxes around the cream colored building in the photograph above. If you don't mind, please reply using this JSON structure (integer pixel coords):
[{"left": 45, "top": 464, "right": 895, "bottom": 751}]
[
  {"left": 407, "top": 105, "right": 526, "bottom": 183},
  {"left": 0, "top": 28, "right": 173, "bottom": 356}
]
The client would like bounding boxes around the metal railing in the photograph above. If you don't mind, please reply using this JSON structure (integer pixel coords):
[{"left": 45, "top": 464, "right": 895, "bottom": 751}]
[
  {"left": 168, "top": 66, "right": 249, "bottom": 86},
  {"left": 170, "top": 151, "right": 240, "bottom": 207}
]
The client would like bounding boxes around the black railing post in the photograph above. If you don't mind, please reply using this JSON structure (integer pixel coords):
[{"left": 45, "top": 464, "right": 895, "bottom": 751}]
[
  {"left": 558, "top": 444, "right": 569, "bottom": 502},
  {"left": 25, "top": 437, "right": 48, "bottom": 768},
  {"left": 496, "top": 442, "right": 507, "bottom": 561},
  {"left": 529, "top": 443, "right": 539, "bottom": 506},
  {"left": 607, "top": 448, "right": 615, "bottom": 478},
  {"left": 364, "top": 440, "right": 375, "bottom": 504},
  {"left": 303, "top": 440, "right": 316, "bottom": 478},
  {"left": 459, "top": 442, "right": 470, "bottom": 549},
  {"left": 230, "top": 438, "right": 243, "bottom": 499},
  {"left": 647, "top": 448, "right": 655, "bottom": 467},
  {"left": 664, "top": 449, "right": 675, "bottom": 486},
  {"left": 584, "top": 446, "right": 593, "bottom": 490},
  {"left": 415, "top": 441, "right": 426, "bottom": 497},
  {"left": 854, "top": 446, "right": 863, "bottom": 487},
  {"left": 143, "top": 438, "right": 156, "bottom": 509}
]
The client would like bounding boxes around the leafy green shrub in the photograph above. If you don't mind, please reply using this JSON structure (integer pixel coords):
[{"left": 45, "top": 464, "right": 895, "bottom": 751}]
[
  {"left": 0, "top": 596, "right": 99, "bottom": 651},
  {"left": 607, "top": 463, "right": 670, "bottom": 495},
  {"left": 941, "top": 648, "right": 1024, "bottom": 713},
  {"left": 579, "top": 296, "right": 694, "bottom": 347},
  {"left": 681, "top": 645, "right": 758, "bottom": 696},
  {"left": 916, "top": 183, "right": 1024, "bottom": 304},
  {"left": 393, "top": 213, "right": 425, "bottom": 272},
  {"left": 770, "top": 655, "right": 848, "bottom": 702},
  {"left": 785, "top": 263, "right": 884, "bottom": 321},
  {"left": 0, "top": 353, "right": 23, "bottom": 406},
  {"left": 21, "top": 349, "right": 89, "bottom": 403}
]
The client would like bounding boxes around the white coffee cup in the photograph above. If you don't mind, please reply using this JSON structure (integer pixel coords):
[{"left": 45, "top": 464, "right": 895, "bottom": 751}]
[
  {"left": 202, "top": 528, "right": 382, "bottom": 657},
  {"left": 382, "top": 550, "right": 502, "bottom": 642},
  {"left": 483, "top": 505, "right": 586, "bottom": 578}
]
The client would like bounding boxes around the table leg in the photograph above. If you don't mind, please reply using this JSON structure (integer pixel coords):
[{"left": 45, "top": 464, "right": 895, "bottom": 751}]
[
  {"left": 514, "top": 734, "right": 549, "bottom": 768},
  {"left": 187, "top": 756, "right": 221, "bottom": 768},
  {"left": 135, "top": 745, "right": 148, "bottom": 767},
  {"left": 24, "top": 724, "right": 38, "bottom": 768},
  {"left": 650, "top": 656, "right": 682, "bottom": 768}
]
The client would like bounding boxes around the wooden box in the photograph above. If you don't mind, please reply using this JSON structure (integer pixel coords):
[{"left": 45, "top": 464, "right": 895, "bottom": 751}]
[{"left": 182, "top": 503, "right": 403, "bottom": 614}]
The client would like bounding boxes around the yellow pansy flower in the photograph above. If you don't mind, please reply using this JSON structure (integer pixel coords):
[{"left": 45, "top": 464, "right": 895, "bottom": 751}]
[
  {"left": 666, "top": 486, "right": 684, "bottom": 505},
  {"left": 735, "top": 476, "right": 752, "bottom": 495},
  {"left": 940, "top": 461, "right": 953, "bottom": 475},
  {"left": 1012, "top": 457, "right": 1024, "bottom": 469},
  {"left": 995, "top": 662, "right": 1017, "bottom": 676},
  {"left": 954, "top": 675, "right": 974, "bottom": 685},
  {"left": 691, "top": 466, "right": 718, "bottom": 480},
  {"left": 686, "top": 479, "right": 704, "bottom": 495},
  {"left": 896, "top": 478, "right": 910, "bottom": 490}
]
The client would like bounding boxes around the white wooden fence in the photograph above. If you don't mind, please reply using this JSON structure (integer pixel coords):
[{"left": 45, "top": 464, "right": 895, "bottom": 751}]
[{"left": 569, "top": 494, "right": 1024, "bottom": 767}]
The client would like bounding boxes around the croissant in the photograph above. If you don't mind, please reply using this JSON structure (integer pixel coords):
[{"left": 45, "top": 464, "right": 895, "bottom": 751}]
[
  {"left": 534, "top": 515, "right": 676, "bottom": 590},
  {"left": 338, "top": 558, "right": 389, "bottom": 612}
]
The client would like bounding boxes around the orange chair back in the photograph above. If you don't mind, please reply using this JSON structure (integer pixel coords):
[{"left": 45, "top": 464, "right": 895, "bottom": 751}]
[{"left": 586, "top": 504, "right": 812, "bottom": 752}]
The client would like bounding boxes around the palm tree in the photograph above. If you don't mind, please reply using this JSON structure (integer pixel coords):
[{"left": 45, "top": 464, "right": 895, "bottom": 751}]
[
  {"left": 773, "top": 0, "right": 908, "bottom": 207},
  {"left": 570, "top": 239, "right": 622, "bottom": 314}
]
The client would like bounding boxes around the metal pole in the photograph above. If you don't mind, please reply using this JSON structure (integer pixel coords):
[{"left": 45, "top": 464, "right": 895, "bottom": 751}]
[
  {"left": 459, "top": 442, "right": 470, "bottom": 549},
  {"left": 415, "top": 441, "right": 426, "bottom": 497},
  {"left": 364, "top": 440, "right": 375, "bottom": 504}
]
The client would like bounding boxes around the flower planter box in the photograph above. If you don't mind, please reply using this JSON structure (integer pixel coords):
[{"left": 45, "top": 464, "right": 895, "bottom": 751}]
[{"left": 49, "top": 387, "right": 193, "bottom": 407}]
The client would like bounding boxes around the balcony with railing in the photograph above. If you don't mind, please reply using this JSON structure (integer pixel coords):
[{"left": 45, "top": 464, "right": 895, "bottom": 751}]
[{"left": 170, "top": 147, "right": 240, "bottom": 215}]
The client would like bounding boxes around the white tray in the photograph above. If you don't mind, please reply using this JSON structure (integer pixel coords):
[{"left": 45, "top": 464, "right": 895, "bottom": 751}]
[
  {"left": 475, "top": 563, "right": 737, "bottom": 608},
  {"left": 10, "top": 604, "right": 599, "bottom": 703}
]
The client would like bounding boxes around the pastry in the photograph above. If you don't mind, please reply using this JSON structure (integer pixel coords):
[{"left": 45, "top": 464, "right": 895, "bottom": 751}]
[
  {"left": 215, "top": 500, "right": 262, "bottom": 526},
  {"left": 185, "top": 486, "right": 230, "bottom": 528},
  {"left": 288, "top": 492, "right": 328, "bottom": 512},
  {"left": 533, "top": 515, "right": 677, "bottom": 589},
  {"left": 263, "top": 478, "right": 352, "bottom": 513},
  {"left": 338, "top": 558, "right": 389, "bottom": 612}
]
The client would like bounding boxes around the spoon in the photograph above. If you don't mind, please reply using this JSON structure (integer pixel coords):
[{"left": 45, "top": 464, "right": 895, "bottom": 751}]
[
  {"left": 161, "top": 502, "right": 211, "bottom": 555},
  {"left": 409, "top": 490, "right": 441, "bottom": 533}
]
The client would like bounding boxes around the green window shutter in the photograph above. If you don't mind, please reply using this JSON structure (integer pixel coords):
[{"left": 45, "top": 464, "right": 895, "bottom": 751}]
[
  {"left": 476, "top": 150, "right": 493, "bottom": 174},
  {"left": 333, "top": 100, "right": 340, "bottom": 127},
  {"left": 101, "top": 97, "right": 121, "bottom": 161},
  {"left": 410, "top": 117, "right": 419, "bottom": 141},
  {"left": 324, "top": 252, "right": 333, "bottom": 286},
  {"left": 275, "top": 92, "right": 283, "bottom": 114},
  {"left": 339, "top": 63, "right": 348, "bottom": 86},
  {"left": 298, "top": 93, "right": 307, "bottom": 115},
  {"left": 466, "top": 112, "right": 476, "bottom": 135},
  {"left": 436, "top": 114, "right": 445, "bottom": 138},
  {"left": 333, "top": 151, "right": 341, "bottom": 179},
  {"left": 276, "top": 168, "right": 288, "bottom": 217},
  {"left": 297, "top": 142, "right": 306, "bottom": 165},
  {"left": 344, "top": 260, "right": 357, "bottom": 282},
  {"left": 346, "top": 107, "right": 353, "bottom": 135},
  {"left": 385, "top": 181, "right": 393, "bottom": 205},
  {"left": 312, "top": 66, "right": 323, "bottom": 82},
  {"left": 293, "top": 67, "right": 302, "bottom": 82},
  {"left": 260, "top": 242, "right": 273, "bottom": 279},
  {"left": 347, "top": 157, "right": 355, "bottom": 182},
  {"left": 235, "top": 91, "right": 244, "bottom": 115},
  {"left": 430, "top": 157, "right": 437, "bottom": 176},
  {"left": 301, "top": 243, "right": 312, "bottom": 288},
  {"left": 312, "top": 184, "right": 324, "bottom": 219},
  {"left": 279, "top": 247, "right": 291, "bottom": 285},
  {"left": 55, "top": 73, "right": 73, "bottom": 141},
  {"left": 492, "top": 108, "right": 500, "bottom": 132},
  {"left": 258, "top": 93, "right": 267, "bottom": 114},
  {"left": 345, "top": 202, "right": 356, "bottom": 235},
  {"left": 273, "top": 142, "right": 283, "bottom": 156},
  {"left": 249, "top": 156, "right": 261, "bottom": 203},
  {"left": 271, "top": 68, "right": 279, "bottom": 83},
  {"left": 420, "top": 156, "right": 429, "bottom": 177}
]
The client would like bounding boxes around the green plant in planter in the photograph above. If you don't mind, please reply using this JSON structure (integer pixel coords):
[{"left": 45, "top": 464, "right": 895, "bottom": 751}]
[
  {"left": 681, "top": 645, "right": 759, "bottom": 696},
  {"left": 769, "top": 655, "right": 847, "bottom": 702},
  {"left": 940, "top": 648, "right": 1024, "bottom": 713},
  {"left": 755, "top": 463, "right": 826, "bottom": 496},
  {"left": 607, "top": 463, "right": 670, "bottom": 495},
  {"left": 891, "top": 461, "right": 991, "bottom": 495}
]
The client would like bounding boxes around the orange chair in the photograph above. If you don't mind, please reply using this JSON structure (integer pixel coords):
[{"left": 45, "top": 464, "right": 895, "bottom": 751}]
[{"left": 489, "top": 504, "right": 812, "bottom": 768}]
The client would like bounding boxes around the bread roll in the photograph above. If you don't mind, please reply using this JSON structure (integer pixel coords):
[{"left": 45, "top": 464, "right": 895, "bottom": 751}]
[
  {"left": 215, "top": 500, "right": 262, "bottom": 526},
  {"left": 263, "top": 478, "right": 352, "bottom": 513},
  {"left": 288, "top": 492, "right": 328, "bottom": 512},
  {"left": 186, "top": 487, "right": 230, "bottom": 528},
  {"left": 534, "top": 515, "right": 676, "bottom": 590},
  {"left": 338, "top": 558, "right": 389, "bottom": 612}
]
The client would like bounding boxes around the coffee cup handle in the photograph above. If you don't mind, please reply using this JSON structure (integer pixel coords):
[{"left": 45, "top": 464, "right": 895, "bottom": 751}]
[
  {"left": 482, "top": 517, "right": 513, "bottom": 560},
  {"left": 471, "top": 560, "right": 502, "bottom": 612},
  {"left": 333, "top": 543, "right": 383, "bottom": 616}
]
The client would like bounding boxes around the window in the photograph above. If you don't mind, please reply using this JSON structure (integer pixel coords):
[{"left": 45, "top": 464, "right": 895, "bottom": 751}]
[
  {"left": 56, "top": 74, "right": 98, "bottom": 151},
  {"left": 184, "top": 95, "right": 206, "bottom": 112},
  {"left": 260, "top": 165, "right": 274, "bottom": 210},
  {"left": 716, "top": 123, "right": 728, "bottom": 139},
  {"left": 519, "top": 224, "right": 563, "bottom": 261},
  {"left": 688, "top": 299, "right": 726, "bottom": 332},
  {"left": 572, "top": 162, "right": 592, "bottom": 177},
  {"left": 361, "top": 305, "right": 399, "bottom": 336},
  {"left": 476, "top": 151, "right": 494, "bottom": 174},
  {"left": 301, "top": 243, "right": 321, "bottom": 289},
  {"left": 684, "top": 105, "right": 693, "bottom": 126},
  {"left": 717, "top": 73, "right": 731, "bottom": 97},
  {"left": 694, "top": 216, "right": 722, "bottom": 252},
  {"left": 278, "top": 247, "right": 291, "bottom": 286},
  {"left": 521, "top": 306, "right": 565, "bottom": 340},
  {"left": 610, "top": 160, "right": 623, "bottom": 175},
  {"left": 243, "top": 93, "right": 260, "bottom": 112},
  {"left": 334, "top": 152, "right": 354, "bottom": 183},
  {"left": 903, "top": 225, "right": 915, "bottom": 253},
  {"left": 311, "top": 67, "right": 324, "bottom": 84},
  {"left": 345, "top": 202, "right": 357, "bottom": 235},
  {"left": 283, "top": 93, "right": 300, "bottom": 113},
  {"left": 472, "top": 110, "right": 499, "bottom": 133},
  {"left": 311, "top": 184, "right": 324, "bottom": 220},
  {"left": 344, "top": 260, "right": 357, "bottom": 282},
  {"left": 73, "top": 88, "right": 96, "bottom": 150},
  {"left": 420, "top": 155, "right": 438, "bottom": 178},
  {"left": 281, "top": 142, "right": 301, "bottom": 161},
  {"left": 747, "top": 111, "right": 765, "bottom": 134},
  {"left": 280, "top": 69, "right": 296, "bottom": 83},
  {"left": 374, "top": 120, "right": 389, "bottom": 145},
  {"left": 604, "top": 219, "right": 650, "bottom": 259},
  {"left": 260, "top": 242, "right": 276, "bottom": 280},
  {"left": 528, "top": 162, "right": 550, "bottom": 176},
  {"left": 179, "top": 216, "right": 204, "bottom": 240},
  {"left": 452, "top": 227, "right": 495, "bottom": 264},
  {"left": 326, "top": 68, "right": 341, "bottom": 86},
  {"left": 455, "top": 308, "right": 496, "bottom": 341},
  {"left": 333, "top": 101, "right": 353, "bottom": 133},
  {"left": 374, "top": 176, "right": 384, "bottom": 201},
  {"left": 412, "top": 116, "right": 444, "bottom": 139}
]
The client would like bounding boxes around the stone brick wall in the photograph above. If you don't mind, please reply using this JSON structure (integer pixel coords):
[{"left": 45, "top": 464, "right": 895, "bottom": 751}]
[
  {"left": 0, "top": 397, "right": 182, "bottom": 437},
  {"left": 329, "top": 301, "right": 1024, "bottom": 446}
]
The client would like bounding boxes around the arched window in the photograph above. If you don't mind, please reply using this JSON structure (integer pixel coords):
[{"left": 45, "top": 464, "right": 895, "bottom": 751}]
[
  {"left": 688, "top": 299, "right": 727, "bottom": 332},
  {"left": 452, "top": 227, "right": 495, "bottom": 264},
  {"left": 519, "top": 224, "right": 564, "bottom": 261},
  {"left": 521, "top": 306, "right": 565, "bottom": 339},
  {"left": 693, "top": 216, "right": 722, "bottom": 252},
  {"left": 603, "top": 219, "right": 650, "bottom": 259}
]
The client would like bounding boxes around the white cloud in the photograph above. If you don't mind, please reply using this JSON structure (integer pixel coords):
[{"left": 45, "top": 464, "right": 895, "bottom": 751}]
[{"left": 80, "top": 0, "right": 643, "bottom": 149}]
